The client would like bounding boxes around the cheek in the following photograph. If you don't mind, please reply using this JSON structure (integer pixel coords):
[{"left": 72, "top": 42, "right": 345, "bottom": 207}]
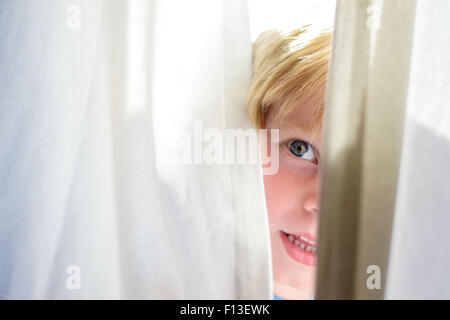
[{"left": 263, "top": 161, "right": 309, "bottom": 230}]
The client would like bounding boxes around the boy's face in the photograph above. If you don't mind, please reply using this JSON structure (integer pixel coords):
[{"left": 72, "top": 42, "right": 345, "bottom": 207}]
[{"left": 262, "top": 95, "right": 322, "bottom": 298}]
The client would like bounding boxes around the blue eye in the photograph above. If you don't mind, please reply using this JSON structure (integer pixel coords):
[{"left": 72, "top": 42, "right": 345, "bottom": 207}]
[{"left": 288, "top": 140, "right": 317, "bottom": 162}]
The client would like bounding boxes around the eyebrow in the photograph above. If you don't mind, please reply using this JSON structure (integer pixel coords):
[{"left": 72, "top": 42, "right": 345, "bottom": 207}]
[{"left": 281, "top": 123, "right": 322, "bottom": 152}]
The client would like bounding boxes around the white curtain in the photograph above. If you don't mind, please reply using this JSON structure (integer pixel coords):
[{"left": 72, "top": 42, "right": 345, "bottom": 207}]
[
  {"left": 0, "top": 0, "right": 272, "bottom": 299},
  {"left": 385, "top": 0, "right": 450, "bottom": 300},
  {"left": 316, "top": 0, "right": 450, "bottom": 299}
]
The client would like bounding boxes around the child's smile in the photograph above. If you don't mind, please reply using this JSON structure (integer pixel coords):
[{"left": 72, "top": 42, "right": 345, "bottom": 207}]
[{"left": 280, "top": 231, "right": 318, "bottom": 266}]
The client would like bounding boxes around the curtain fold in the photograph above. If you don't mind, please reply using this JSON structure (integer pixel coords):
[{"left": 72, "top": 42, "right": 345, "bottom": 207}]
[
  {"left": 385, "top": 0, "right": 450, "bottom": 300},
  {"left": 317, "top": 0, "right": 450, "bottom": 299},
  {"left": 0, "top": 0, "right": 272, "bottom": 299}
]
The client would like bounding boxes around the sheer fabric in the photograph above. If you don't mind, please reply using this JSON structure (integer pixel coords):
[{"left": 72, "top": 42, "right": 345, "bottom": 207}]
[
  {"left": 316, "top": 0, "right": 450, "bottom": 299},
  {"left": 385, "top": 0, "right": 450, "bottom": 299},
  {"left": 0, "top": 0, "right": 272, "bottom": 299}
]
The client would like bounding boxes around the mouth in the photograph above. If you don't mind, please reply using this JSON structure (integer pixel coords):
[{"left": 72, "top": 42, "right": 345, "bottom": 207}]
[{"left": 280, "top": 230, "right": 318, "bottom": 267}]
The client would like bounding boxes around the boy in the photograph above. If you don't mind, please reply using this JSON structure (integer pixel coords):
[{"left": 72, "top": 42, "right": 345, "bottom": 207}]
[{"left": 248, "top": 27, "right": 332, "bottom": 299}]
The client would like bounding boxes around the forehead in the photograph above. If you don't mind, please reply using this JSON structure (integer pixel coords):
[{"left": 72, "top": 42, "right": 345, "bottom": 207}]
[
  {"left": 286, "top": 99, "right": 319, "bottom": 129},
  {"left": 266, "top": 94, "right": 323, "bottom": 148}
]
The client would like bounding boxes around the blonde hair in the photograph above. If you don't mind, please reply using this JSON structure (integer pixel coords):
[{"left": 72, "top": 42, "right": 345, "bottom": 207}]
[{"left": 247, "top": 26, "right": 332, "bottom": 134}]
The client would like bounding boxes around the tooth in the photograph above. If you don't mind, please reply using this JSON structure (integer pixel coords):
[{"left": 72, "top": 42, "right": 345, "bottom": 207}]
[
  {"left": 288, "top": 235, "right": 294, "bottom": 242},
  {"left": 294, "top": 239, "right": 300, "bottom": 246},
  {"left": 300, "top": 243, "right": 305, "bottom": 250},
  {"left": 306, "top": 246, "right": 312, "bottom": 252},
  {"left": 312, "top": 247, "right": 317, "bottom": 254},
  {"left": 300, "top": 236, "right": 307, "bottom": 241}
]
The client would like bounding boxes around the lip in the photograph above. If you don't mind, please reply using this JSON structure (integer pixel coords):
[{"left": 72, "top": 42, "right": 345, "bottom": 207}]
[
  {"left": 284, "top": 231, "right": 318, "bottom": 243},
  {"left": 280, "top": 231, "right": 318, "bottom": 267}
]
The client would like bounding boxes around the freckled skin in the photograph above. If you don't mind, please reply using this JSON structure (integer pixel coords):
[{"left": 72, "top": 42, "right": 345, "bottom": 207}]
[{"left": 262, "top": 96, "right": 322, "bottom": 300}]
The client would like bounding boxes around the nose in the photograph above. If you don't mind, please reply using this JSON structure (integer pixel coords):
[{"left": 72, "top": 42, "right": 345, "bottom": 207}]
[{"left": 303, "top": 173, "right": 319, "bottom": 214}]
